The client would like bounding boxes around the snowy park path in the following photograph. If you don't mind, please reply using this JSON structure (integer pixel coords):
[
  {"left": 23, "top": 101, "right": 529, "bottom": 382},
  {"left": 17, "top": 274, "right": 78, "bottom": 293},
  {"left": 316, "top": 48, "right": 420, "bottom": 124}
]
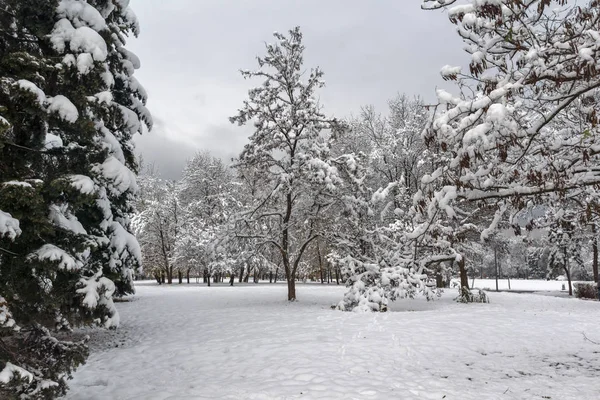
[{"left": 65, "top": 283, "right": 600, "bottom": 400}]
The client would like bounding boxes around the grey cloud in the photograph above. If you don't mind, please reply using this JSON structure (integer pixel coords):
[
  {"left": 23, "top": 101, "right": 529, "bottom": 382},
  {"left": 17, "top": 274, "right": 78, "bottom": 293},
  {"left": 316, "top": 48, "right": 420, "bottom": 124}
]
[
  {"left": 134, "top": 118, "right": 197, "bottom": 180},
  {"left": 128, "top": 0, "right": 467, "bottom": 178}
]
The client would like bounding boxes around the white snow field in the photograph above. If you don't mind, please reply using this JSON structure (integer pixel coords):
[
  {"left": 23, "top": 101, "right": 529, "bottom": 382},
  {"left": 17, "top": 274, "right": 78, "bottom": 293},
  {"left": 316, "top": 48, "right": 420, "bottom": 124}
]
[
  {"left": 65, "top": 282, "right": 600, "bottom": 400},
  {"left": 470, "top": 278, "right": 587, "bottom": 292}
]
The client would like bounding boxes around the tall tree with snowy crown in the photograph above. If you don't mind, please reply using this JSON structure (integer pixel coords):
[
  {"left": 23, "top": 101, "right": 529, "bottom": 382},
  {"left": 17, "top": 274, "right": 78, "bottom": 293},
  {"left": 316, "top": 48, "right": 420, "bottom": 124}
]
[
  {"left": 407, "top": 0, "right": 600, "bottom": 298},
  {"left": 230, "top": 27, "right": 352, "bottom": 301},
  {"left": 0, "top": 0, "right": 151, "bottom": 398}
]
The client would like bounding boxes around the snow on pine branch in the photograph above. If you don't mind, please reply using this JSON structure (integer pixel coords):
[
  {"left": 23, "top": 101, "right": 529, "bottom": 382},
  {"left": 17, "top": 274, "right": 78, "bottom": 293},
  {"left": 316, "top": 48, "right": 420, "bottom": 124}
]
[
  {"left": 0, "top": 362, "right": 33, "bottom": 385},
  {"left": 0, "top": 296, "right": 18, "bottom": 331},
  {"left": 77, "top": 272, "right": 120, "bottom": 328},
  {"left": 92, "top": 156, "right": 138, "bottom": 196},
  {"left": 49, "top": 204, "right": 88, "bottom": 235},
  {"left": 29, "top": 244, "right": 83, "bottom": 271},
  {"left": 0, "top": 210, "right": 21, "bottom": 240}
]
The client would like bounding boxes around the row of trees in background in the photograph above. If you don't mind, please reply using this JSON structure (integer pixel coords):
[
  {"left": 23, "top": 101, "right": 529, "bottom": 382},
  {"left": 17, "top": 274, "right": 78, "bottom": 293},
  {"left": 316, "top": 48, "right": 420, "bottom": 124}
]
[{"left": 133, "top": 150, "right": 345, "bottom": 288}]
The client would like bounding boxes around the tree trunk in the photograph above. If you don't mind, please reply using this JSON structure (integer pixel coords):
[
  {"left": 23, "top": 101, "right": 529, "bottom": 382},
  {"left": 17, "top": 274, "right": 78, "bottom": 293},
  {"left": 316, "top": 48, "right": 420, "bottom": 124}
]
[
  {"left": 239, "top": 265, "right": 244, "bottom": 283},
  {"left": 458, "top": 256, "right": 469, "bottom": 289},
  {"left": 507, "top": 276, "right": 511, "bottom": 290},
  {"left": 230, "top": 273, "right": 234, "bottom": 286},
  {"left": 167, "top": 267, "right": 173, "bottom": 284},
  {"left": 186, "top": 269, "right": 190, "bottom": 284},
  {"left": 495, "top": 248, "right": 499, "bottom": 292},
  {"left": 269, "top": 271, "right": 273, "bottom": 283},
  {"left": 274, "top": 267, "right": 279, "bottom": 283},
  {"left": 317, "top": 241, "right": 324, "bottom": 283},
  {"left": 178, "top": 270, "right": 182, "bottom": 284},
  {"left": 593, "top": 224, "right": 599, "bottom": 299},
  {"left": 565, "top": 249, "right": 572, "bottom": 296},
  {"left": 287, "top": 278, "right": 296, "bottom": 301},
  {"left": 436, "top": 273, "right": 444, "bottom": 288},
  {"left": 335, "top": 266, "right": 340, "bottom": 285},
  {"left": 161, "top": 273, "right": 165, "bottom": 284}
]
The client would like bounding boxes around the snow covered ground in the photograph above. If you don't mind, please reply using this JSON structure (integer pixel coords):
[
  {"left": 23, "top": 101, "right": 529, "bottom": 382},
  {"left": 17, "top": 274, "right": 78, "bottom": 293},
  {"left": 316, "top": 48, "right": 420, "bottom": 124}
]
[
  {"left": 65, "top": 282, "right": 600, "bottom": 400},
  {"left": 470, "top": 278, "right": 590, "bottom": 292}
]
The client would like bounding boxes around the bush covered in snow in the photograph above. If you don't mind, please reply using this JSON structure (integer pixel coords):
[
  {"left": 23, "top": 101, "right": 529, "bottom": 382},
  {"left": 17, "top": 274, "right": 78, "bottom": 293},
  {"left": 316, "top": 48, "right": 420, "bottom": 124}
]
[{"left": 455, "top": 287, "right": 489, "bottom": 304}]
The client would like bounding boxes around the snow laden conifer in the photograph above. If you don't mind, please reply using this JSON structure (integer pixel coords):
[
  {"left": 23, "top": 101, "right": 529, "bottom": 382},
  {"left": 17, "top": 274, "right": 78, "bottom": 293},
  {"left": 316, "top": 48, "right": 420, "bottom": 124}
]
[
  {"left": 230, "top": 27, "right": 358, "bottom": 301},
  {"left": 0, "top": 0, "right": 150, "bottom": 397}
]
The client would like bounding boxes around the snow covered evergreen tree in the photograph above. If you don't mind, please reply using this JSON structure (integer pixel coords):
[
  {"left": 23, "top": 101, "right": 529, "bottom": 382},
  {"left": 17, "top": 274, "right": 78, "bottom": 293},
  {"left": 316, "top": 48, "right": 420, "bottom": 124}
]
[{"left": 0, "top": 0, "right": 150, "bottom": 397}]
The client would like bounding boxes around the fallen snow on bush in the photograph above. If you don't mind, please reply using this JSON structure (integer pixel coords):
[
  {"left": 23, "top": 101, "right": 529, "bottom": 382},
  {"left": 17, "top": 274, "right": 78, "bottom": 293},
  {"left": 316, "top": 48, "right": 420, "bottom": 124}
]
[{"left": 65, "top": 283, "right": 600, "bottom": 399}]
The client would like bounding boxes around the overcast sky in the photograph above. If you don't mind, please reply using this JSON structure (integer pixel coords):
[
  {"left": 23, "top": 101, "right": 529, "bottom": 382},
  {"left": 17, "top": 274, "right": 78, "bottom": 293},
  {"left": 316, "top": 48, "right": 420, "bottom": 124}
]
[{"left": 127, "top": 0, "right": 464, "bottom": 179}]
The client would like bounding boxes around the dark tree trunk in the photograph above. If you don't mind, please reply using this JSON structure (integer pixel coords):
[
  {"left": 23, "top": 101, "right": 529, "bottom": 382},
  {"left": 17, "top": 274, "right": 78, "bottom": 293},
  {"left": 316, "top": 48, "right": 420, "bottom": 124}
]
[
  {"left": 436, "top": 273, "right": 444, "bottom": 288},
  {"left": 167, "top": 266, "right": 173, "bottom": 284},
  {"left": 229, "top": 273, "right": 234, "bottom": 286},
  {"left": 274, "top": 267, "right": 279, "bottom": 283},
  {"left": 495, "top": 248, "right": 499, "bottom": 292},
  {"left": 317, "top": 241, "right": 324, "bottom": 283},
  {"left": 593, "top": 225, "right": 599, "bottom": 299},
  {"left": 186, "top": 269, "right": 190, "bottom": 284},
  {"left": 335, "top": 265, "right": 340, "bottom": 285},
  {"left": 287, "top": 279, "right": 296, "bottom": 301},
  {"left": 269, "top": 271, "right": 273, "bottom": 283},
  {"left": 458, "top": 256, "right": 469, "bottom": 289},
  {"left": 564, "top": 249, "right": 572, "bottom": 296},
  {"left": 239, "top": 266, "right": 244, "bottom": 283},
  {"left": 178, "top": 270, "right": 182, "bottom": 284}
]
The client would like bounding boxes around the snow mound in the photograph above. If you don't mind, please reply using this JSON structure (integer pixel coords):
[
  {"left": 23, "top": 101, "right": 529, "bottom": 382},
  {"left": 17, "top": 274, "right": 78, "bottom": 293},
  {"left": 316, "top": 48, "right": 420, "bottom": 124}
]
[{"left": 0, "top": 210, "right": 21, "bottom": 240}]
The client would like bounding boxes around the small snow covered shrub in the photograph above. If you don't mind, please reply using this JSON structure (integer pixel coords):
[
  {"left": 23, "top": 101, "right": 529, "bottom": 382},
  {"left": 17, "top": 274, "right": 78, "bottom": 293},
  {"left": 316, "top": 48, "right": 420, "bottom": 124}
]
[
  {"left": 336, "top": 258, "right": 388, "bottom": 312},
  {"left": 574, "top": 283, "right": 598, "bottom": 300},
  {"left": 335, "top": 252, "right": 439, "bottom": 312},
  {"left": 455, "top": 287, "right": 489, "bottom": 304}
]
